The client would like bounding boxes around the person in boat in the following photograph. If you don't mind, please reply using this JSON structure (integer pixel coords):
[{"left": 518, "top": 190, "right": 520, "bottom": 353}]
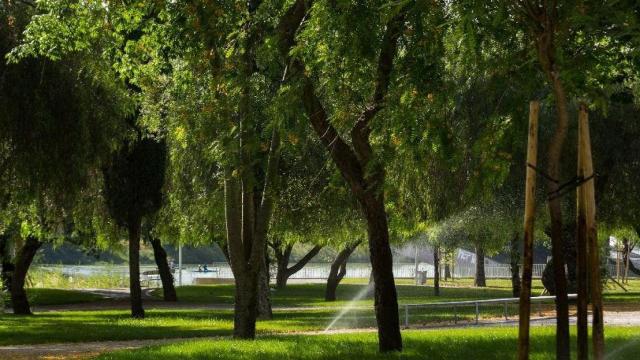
[
  {"left": 197, "top": 265, "right": 203, "bottom": 272},
  {"left": 203, "top": 264, "right": 209, "bottom": 273}
]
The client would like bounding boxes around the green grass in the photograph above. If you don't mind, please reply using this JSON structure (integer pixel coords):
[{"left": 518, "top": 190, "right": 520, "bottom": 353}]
[
  {"left": 150, "top": 278, "right": 639, "bottom": 308},
  {"left": 1, "top": 279, "right": 636, "bottom": 347},
  {"left": 154, "top": 279, "right": 535, "bottom": 308},
  {"left": 28, "top": 266, "right": 129, "bottom": 289},
  {"left": 2, "top": 288, "right": 104, "bottom": 307},
  {"left": 0, "top": 308, "right": 360, "bottom": 345},
  {"left": 96, "top": 327, "right": 640, "bottom": 360}
]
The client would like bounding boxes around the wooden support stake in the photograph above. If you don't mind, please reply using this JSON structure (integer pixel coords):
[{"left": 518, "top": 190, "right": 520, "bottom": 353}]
[
  {"left": 518, "top": 101, "right": 539, "bottom": 360},
  {"left": 576, "top": 104, "right": 589, "bottom": 360},
  {"left": 579, "top": 104, "right": 604, "bottom": 359}
]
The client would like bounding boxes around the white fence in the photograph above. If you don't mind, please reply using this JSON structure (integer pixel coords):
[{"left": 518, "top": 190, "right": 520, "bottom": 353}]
[
  {"left": 37, "top": 262, "right": 638, "bottom": 287},
  {"left": 402, "top": 294, "right": 578, "bottom": 327}
]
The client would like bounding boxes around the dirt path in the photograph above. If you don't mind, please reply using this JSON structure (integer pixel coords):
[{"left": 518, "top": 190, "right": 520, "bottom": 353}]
[{"left": 0, "top": 337, "right": 214, "bottom": 360}]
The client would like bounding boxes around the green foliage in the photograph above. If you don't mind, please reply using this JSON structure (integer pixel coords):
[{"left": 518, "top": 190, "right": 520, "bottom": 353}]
[{"left": 103, "top": 138, "right": 167, "bottom": 227}]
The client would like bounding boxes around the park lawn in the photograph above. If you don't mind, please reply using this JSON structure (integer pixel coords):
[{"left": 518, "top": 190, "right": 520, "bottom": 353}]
[
  {"left": 151, "top": 279, "right": 639, "bottom": 308},
  {"left": 155, "top": 280, "right": 534, "bottom": 308},
  {"left": 0, "top": 308, "right": 368, "bottom": 345},
  {"left": 2, "top": 288, "right": 104, "bottom": 307},
  {"left": 0, "top": 304, "right": 540, "bottom": 346},
  {"left": 96, "top": 326, "right": 640, "bottom": 360}
]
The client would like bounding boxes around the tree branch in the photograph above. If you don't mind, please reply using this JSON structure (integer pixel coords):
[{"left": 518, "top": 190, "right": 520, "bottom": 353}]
[
  {"left": 251, "top": 127, "right": 281, "bottom": 266},
  {"left": 285, "top": 245, "right": 323, "bottom": 276}
]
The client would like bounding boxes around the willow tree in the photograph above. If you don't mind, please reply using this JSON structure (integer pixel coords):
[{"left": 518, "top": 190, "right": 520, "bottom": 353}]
[
  {"left": 2, "top": 0, "right": 128, "bottom": 315},
  {"left": 103, "top": 137, "right": 167, "bottom": 318}
]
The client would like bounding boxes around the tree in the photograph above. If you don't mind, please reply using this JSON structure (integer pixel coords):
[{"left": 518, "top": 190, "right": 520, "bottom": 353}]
[
  {"left": 103, "top": 136, "right": 167, "bottom": 318},
  {"left": 145, "top": 223, "right": 177, "bottom": 302},
  {"left": 325, "top": 240, "right": 363, "bottom": 301},
  {"left": 279, "top": 1, "right": 433, "bottom": 351},
  {"left": 271, "top": 241, "right": 322, "bottom": 290},
  {"left": 1, "top": 0, "right": 128, "bottom": 315}
]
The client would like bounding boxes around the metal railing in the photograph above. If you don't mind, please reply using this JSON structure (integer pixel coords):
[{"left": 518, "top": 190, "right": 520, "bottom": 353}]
[{"left": 402, "top": 294, "right": 578, "bottom": 327}]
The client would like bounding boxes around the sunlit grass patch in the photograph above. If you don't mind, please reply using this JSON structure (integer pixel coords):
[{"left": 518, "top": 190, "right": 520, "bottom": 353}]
[{"left": 95, "top": 326, "right": 640, "bottom": 360}]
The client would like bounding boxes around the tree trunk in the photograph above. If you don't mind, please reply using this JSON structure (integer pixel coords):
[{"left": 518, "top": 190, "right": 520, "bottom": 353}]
[
  {"left": 150, "top": 238, "right": 177, "bottom": 302},
  {"left": 510, "top": 233, "right": 521, "bottom": 298},
  {"left": 10, "top": 236, "right": 41, "bottom": 315},
  {"left": 274, "top": 244, "right": 292, "bottom": 290},
  {"left": 364, "top": 197, "right": 402, "bottom": 352},
  {"left": 275, "top": 245, "right": 322, "bottom": 290},
  {"left": 325, "top": 240, "right": 361, "bottom": 301},
  {"left": 233, "top": 272, "right": 259, "bottom": 338},
  {"left": 257, "top": 251, "right": 273, "bottom": 319},
  {"left": 433, "top": 245, "right": 440, "bottom": 297},
  {"left": 474, "top": 244, "right": 486, "bottom": 287},
  {"left": 444, "top": 263, "right": 451, "bottom": 280},
  {"left": 128, "top": 220, "right": 145, "bottom": 318},
  {"left": 0, "top": 234, "right": 13, "bottom": 292}
]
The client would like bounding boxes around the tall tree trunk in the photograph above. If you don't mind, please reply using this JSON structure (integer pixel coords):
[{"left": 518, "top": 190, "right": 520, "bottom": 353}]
[
  {"left": 257, "top": 250, "right": 272, "bottom": 319},
  {"left": 364, "top": 197, "right": 402, "bottom": 352},
  {"left": 545, "top": 96, "right": 571, "bottom": 360},
  {"left": 510, "top": 233, "right": 521, "bottom": 298},
  {"left": 326, "top": 240, "right": 361, "bottom": 301},
  {"left": 150, "top": 238, "right": 177, "bottom": 302},
  {"left": 433, "top": 245, "right": 440, "bottom": 297},
  {"left": 474, "top": 244, "right": 486, "bottom": 287},
  {"left": 10, "top": 236, "right": 41, "bottom": 315},
  {"left": 224, "top": 127, "right": 280, "bottom": 338},
  {"left": 233, "top": 272, "right": 259, "bottom": 338},
  {"left": 527, "top": 5, "right": 571, "bottom": 356},
  {"left": 128, "top": 220, "right": 145, "bottom": 318},
  {"left": 444, "top": 263, "right": 451, "bottom": 280}
]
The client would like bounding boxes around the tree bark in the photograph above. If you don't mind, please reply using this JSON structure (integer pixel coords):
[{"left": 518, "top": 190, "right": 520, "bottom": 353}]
[
  {"left": 364, "top": 197, "right": 402, "bottom": 352},
  {"left": 474, "top": 244, "right": 486, "bottom": 287},
  {"left": 150, "top": 238, "right": 177, "bottom": 302},
  {"left": 0, "top": 234, "right": 13, "bottom": 292},
  {"left": 233, "top": 272, "right": 259, "bottom": 338},
  {"left": 510, "top": 233, "right": 521, "bottom": 298},
  {"left": 274, "top": 244, "right": 293, "bottom": 289},
  {"left": 257, "top": 250, "right": 272, "bottom": 319},
  {"left": 325, "top": 240, "right": 362, "bottom": 301},
  {"left": 433, "top": 245, "right": 440, "bottom": 296},
  {"left": 10, "top": 236, "right": 41, "bottom": 315},
  {"left": 444, "top": 263, "right": 451, "bottom": 280},
  {"left": 128, "top": 219, "right": 145, "bottom": 318}
]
